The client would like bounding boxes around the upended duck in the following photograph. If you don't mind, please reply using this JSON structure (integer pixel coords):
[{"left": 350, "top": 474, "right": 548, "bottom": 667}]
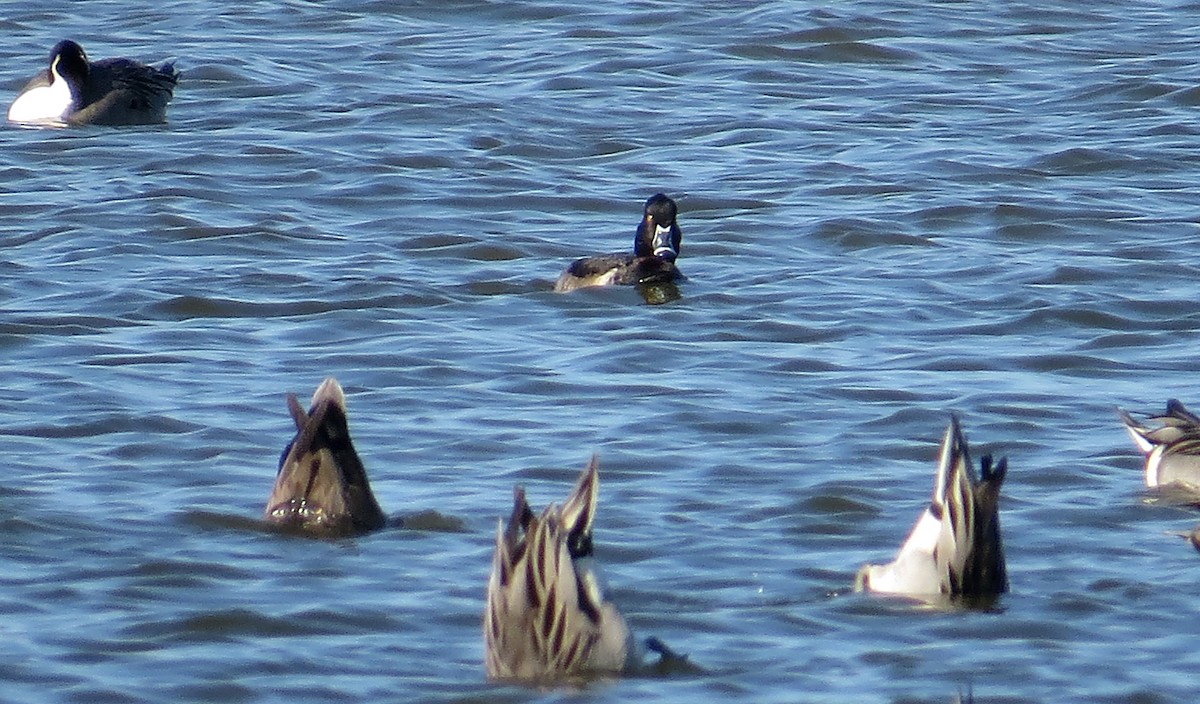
[
  {"left": 1118, "top": 399, "right": 1200, "bottom": 490},
  {"left": 8, "top": 39, "right": 179, "bottom": 126},
  {"left": 553, "top": 193, "right": 683, "bottom": 293},
  {"left": 485, "top": 456, "right": 688, "bottom": 682},
  {"left": 855, "top": 418, "right": 1008, "bottom": 599},
  {"left": 265, "top": 378, "right": 387, "bottom": 536}
]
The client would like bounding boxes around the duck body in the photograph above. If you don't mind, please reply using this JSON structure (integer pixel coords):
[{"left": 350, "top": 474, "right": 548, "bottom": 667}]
[
  {"left": 265, "top": 378, "right": 387, "bottom": 536},
  {"left": 8, "top": 40, "right": 178, "bottom": 126},
  {"left": 1118, "top": 399, "right": 1200, "bottom": 489},
  {"left": 855, "top": 418, "right": 1008, "bottom": 599},
  {"left": 554, "top": 252, "right": 680, "bottom": 292},
  {"left": 554, "top": 193, "right": 683, "bottom": 293},
  {"left": 484, "top": 456, "right": 634, "bottom": 682}
]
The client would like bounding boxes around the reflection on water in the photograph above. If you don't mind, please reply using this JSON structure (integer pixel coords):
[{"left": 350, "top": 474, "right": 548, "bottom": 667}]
[{"left": 637, "top": 280, "right": 683, "bottom": 306}]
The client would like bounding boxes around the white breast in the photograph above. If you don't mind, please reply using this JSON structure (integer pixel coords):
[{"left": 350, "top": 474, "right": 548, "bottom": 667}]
[{"left": 8, "top": 77, "right": 74, "bottom": 124}]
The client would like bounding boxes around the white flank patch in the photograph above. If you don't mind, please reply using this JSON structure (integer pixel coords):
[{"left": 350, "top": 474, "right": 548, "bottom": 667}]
[
  {"left": 1146, "top": 446, "right": 1164, "bottom": 487},
  {"left": 7, "top": 77, "right": 73, "bottom": 123},
  {"left": 897, "top": 507, "right": 942, "bottom": 558},
  {"left": 865, "top": 508, "right": 942, "bottom": 594},
  {"left": 593, "top": 269, "right": 620, "bottom": 286},
  {"left": 1122, "top": 422, "right": 1154, "bottom": 454}
]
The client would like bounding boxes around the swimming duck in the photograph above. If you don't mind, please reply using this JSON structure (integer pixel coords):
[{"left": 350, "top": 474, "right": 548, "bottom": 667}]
[
  {"left": 553, "top": 193, "right": 683, "bottom": 293},
  {"left": 8, "top": 39, "right": 179, "bottom": 126},
  {"left": 855, "top": 418, "right": 1008, "bottom": 598},
  {"left": 265, "top": 378, "right": 387, "bottom": 536},
  {"left": 1118, "top": 399, "right": 1200, "bottom": 490},
  {"left": 484, "top": 456, "right": 636, "bottom": 682}
]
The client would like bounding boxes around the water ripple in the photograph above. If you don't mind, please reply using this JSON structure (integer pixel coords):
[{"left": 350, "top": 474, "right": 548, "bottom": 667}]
[{"left": 2, "top": 0, "right": 1200, "bottom": 702}]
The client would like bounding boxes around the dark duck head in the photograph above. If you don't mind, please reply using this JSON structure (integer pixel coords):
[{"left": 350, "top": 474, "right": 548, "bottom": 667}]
[{"left": 634, "top": 193, "right": 682, "bottom": 263}]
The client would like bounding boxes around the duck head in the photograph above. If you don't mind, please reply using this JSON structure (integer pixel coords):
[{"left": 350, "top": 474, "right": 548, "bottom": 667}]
[
  {"left": 49, "top": 40, "right": 90, "bottom": 90},
  {"left": 633, "top": 193, "right": 682, "bottom": 263}
]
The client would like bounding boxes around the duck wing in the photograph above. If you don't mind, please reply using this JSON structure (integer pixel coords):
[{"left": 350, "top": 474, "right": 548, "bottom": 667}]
[
  {"left": 70, "top": 57, "right": 179, "bottom": 125},
  {"left": 1119, "top": 400, "right": 1200, "bottom": 489}
]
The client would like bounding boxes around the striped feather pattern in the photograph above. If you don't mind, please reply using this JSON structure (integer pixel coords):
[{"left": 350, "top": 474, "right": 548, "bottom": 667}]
[
  {"left": 855, "top": 417, "right": 1008, "bottom": 599},
  {"left": 264, "top": 378, "right": 386, "bottom": 535},
  {"left": 1119, "top": 399, "right": 1200, "bottom": 489},
  {"left": 485, "top": 456, "right": 632, "bottom": 682}
]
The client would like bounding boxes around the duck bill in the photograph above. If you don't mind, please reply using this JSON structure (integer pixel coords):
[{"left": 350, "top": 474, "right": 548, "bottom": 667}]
[{"left": 650, "top": 223, "right": 677, "bottom": 262}]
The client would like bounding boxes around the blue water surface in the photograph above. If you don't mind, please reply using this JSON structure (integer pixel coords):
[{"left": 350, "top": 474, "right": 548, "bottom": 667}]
[{"left": 3, "top": 1, "right": 1200, "bottom": 702}]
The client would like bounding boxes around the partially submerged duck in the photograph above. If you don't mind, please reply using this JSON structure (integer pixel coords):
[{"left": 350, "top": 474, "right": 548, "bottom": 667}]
[
  {"left": 1118, "top": 399, "right": 1200, "bottom": 490},
  {"left": 855, "top": 418, "right": 1008, "bottom": 599},
  {"left": 554, "top": 193, "right": 683, "bottom": 293},
  {"left": 485, "top": 456, "right": 684, "bottom": 682},
  {"left": 265, "top": 378, "right": 386, "bottom": 536},
  {"left": 8, "top": 39, "right": 179, "bottom": 126},
  {"left": 484, "top": 456, "right": 632, "bottom": 681}
]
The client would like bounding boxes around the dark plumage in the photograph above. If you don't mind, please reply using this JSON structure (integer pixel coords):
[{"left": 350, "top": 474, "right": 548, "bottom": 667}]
[
  {"left": 554, "top": 193, "right": 684, "bottom": 292},
  {"left": 8, "top": 39, "right": 178, "bottom": 126}
]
